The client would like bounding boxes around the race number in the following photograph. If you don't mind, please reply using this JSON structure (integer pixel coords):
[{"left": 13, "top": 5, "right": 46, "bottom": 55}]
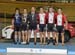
[
  {"left": 39, "top": 13, "right": 45, "bottom": 24},
  {"left": 48, "top": 13, "right": 54, "bottom": 23},
  {"left": 57, "top": 15, "right": 62, "bottom": 26}
]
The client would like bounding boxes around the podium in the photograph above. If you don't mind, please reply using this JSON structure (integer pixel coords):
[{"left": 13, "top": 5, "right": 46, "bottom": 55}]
[{"left": 7, "top": 48, "right": 67, "bottom": 55}]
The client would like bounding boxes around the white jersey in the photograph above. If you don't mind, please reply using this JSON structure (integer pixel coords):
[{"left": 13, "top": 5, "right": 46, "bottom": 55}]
[
  {"left": 48, "top": 12, "right": 54, "bottom": 23},
  {"left": 22, "top": 14, "right": 27, "bottom": 23},
  {"left": 57, "top": 14, "right": 62, "bottom": 26},
  {"left": 39, "top": 13, "right": 45, "bottom": 24}
]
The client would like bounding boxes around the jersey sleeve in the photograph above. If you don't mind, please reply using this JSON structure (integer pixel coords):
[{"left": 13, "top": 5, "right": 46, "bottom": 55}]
[
  {"left": 37, "top": 14, "right": 40, "bottom": 24},
  {"left": 12, "top": 14, "right": 15, "bottom": 25},
  {"left": 20, "top": 14, "right": 22, "bottom": 23},
  {"left": 63, "top": 15, "right": 67, "bottom": 23},
  {"left": 11, "top": 14, "right": 15, "bottom": 25},
  {"left": 45, "top": 13, "right": 48, "bottom": 24},
  {"left": 54, "top": 13, "right": 57, "bottom": 24},
  {"left": 63, "top": 14, "right": 68, "bottom": 29},
  {"left": 27, "top": 13, "right": 30, "bottom": 24}
]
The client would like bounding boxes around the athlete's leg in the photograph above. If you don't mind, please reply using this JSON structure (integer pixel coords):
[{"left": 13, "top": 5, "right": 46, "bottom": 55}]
[
  {"left": 52, "top": 32, "right": 56, "bottom": 45},
  {"left": 18, "top": 31, "right": 21, "bottom": 44},
  {"left": 47, "top": 32, "right": 50, "bottom": 40},
  {"left": 34, "top": 30, "right": 37, "bottom": 44},
  {"left": 55, "top": 32, "right": 59, "bottom": 45},
  {"left": 47, "top": 32, "right": 50, "bottom": 44},
  {"left": 61, "top": 32, "right": 65, "bottom": 46},
  {"left": 21, "top": 30, "right": 27, "bottom": 44},
  {"left": 47, "top": 24, "right": 50, "bottom": 40},
  {"left": 25, "top": 31, "right": 27, "bottom": 43},
  {"left": 53, "top": 32, "right": 56, "bottom": 40},
  {"left": 27, "top": 30, "right": 31, "bottom": 44},
  {"left": 22, "top": 31, "right": 24, "bottom": 43},
  {"left": 43, "top": 31, "right": 46, "bottom": 44},
  {"left": 14, "top": 31, "right": 18, "bottom": 44},
  {"left": 14, "top": 25, "right": 18, "bottom": 44},
  {"left": 40, "top": 32, "right": 43, "bottom": 44},
  {"left": 49, "top": 32, "right": 52, "bottom": 43}
]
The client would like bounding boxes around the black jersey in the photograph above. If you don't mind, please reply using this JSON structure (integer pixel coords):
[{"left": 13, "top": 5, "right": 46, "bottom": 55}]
[
  {"left": 27, "top": 12, "right": 37, "bottom": 24},
  {"left": 22, "top": 14, "right": 28, "bottom": 24}
]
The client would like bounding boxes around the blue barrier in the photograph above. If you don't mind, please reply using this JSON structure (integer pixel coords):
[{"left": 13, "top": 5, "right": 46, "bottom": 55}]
[{"left": 0, "top": 49, "right": 6, "bottom": 53}]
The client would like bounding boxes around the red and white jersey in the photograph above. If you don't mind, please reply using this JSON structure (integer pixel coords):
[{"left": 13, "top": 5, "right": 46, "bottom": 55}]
[
  {"left": 48, "top": 12, "right": 54, "bottom": 23},
  {"left": 46, "top": 12, "right": 55, "bottom": 24},
  {"left": 38, "top": 13, "right": 46, "bottom": 24},
  {"left": 56, "top": 13, "right": 66, "bottom": 26}
]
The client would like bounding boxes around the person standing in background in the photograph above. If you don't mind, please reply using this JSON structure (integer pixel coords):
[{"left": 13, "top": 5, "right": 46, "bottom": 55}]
[
  {"left": 21, "top": 8, "right": 28, "bottom": 44},
  {"left": 37, "top": 7, "right": 47, "bottom": 45},
  {"left": 12, "top": 8, "right": 22, "bottom": 44},
  {"left": 55, "top": 8, "right": 68, "bottom": 46},
  {"left": 46, "top": 7, "right": 56, "bottom": 45},
  {"left": 27, "top": 7, "right": 37, "bottom": 45}
]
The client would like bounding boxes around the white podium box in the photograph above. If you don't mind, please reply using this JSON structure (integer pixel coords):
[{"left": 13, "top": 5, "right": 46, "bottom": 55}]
[{"left": 7, "top": 48, "right": 67, "bottom": 55}]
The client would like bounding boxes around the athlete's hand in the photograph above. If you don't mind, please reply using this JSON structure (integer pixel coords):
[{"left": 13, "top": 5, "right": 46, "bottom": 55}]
[
  {"left": 37, "top": 24, "right": 39, "bottom": 30},
  {"left": 54, "top": 24, "right": 56, "bottom": 27},
  {"left": 64, "top": 24, "right": 68, "bottom": 30},
  {"left": 11, "top": 25, "right": 14, "bottom": 29}
]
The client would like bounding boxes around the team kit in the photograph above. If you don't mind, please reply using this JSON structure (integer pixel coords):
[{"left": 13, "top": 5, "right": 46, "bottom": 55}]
[{"left": 12, "top": 6, "right": 68, "bottom": 46}]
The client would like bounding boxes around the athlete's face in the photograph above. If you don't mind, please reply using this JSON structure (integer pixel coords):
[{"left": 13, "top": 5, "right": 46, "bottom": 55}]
[
  {"left": 45, "top": 9, "right": 48, "bottom": 13},
  {"left": 31, "top": 7, "right": 35, "bottom": 12},
  {"left": 24, "top": 9, "right": 27, "bottom": 14},
  {"left": 15, "top": 10, "right": 19, "bottom": 14},
  {"left": 40, "top": 8, "right": 44, "bottom": 13},
  {"left": 58, "top": 9, "right": 62, "bottom": 14},
  {"left": 49, "top": 8, "right": 53, "bottom": 13}
]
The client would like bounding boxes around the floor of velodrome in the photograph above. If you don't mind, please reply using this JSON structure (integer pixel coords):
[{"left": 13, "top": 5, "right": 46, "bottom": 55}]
[{"left": 0, "top": 38, "right": 75, "bottom": 55}]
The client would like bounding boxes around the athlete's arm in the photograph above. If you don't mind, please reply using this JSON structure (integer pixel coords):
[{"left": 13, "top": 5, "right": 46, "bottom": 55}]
[
  {"left": 12, "top": 14, "right": 15, "bottom": 28},
  {"left": 27, "top": 13, "right": 30, "bottom": 24},
  {"left": 37, "top": 14, "right": 40, "bottom": 30},
  {"left": 54, "top": 13, "right": 57, "bottom": 27},
  {"left": 64, "top": 15, "right": 68, "bottom": 30}
]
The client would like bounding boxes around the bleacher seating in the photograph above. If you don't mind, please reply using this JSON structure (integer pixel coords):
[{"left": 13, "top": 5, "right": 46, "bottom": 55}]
[{"left": 0, "top": 1, "right": 75, "bottom": 22}]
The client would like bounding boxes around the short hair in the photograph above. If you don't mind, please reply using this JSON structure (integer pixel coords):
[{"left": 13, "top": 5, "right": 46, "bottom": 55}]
[
  {"left": 31, "top": 6, "right": 36, "bottom": 9},
  {"left": 48, "top": 6, "right": 54, "bottom": 12},
  {"left": 58, "top": 8, "right": 62, "bottom": 10},
  {"left": 15, "top": 8, "right": 20, "bottom": 11},
  {"left": 23, "top": 8, "right": 27, "bottom": 11},
  {"left": 15, "top": 8, "right": 20, "bottom": 14},
  {"left": 49, "top": 6, "right": 54, "bottom": 9},
  {"left": 39, "top": 7, "right": 44, "bottom": 10},
  {"left": 23, "top": 8, "right": 27, "bottom": 9},
  {"left": 39, "top": 7, "right": 44, "bottom": 9}
]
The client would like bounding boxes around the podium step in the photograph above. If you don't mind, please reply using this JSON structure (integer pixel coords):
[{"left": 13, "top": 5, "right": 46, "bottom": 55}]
[{"left": 7, "top": 48, "right": 67, "bottom": 55}]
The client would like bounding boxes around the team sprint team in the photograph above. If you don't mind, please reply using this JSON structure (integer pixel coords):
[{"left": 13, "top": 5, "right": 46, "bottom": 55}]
[{"left": 12, "top": 6, "right": 68, "bottom": 46}]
